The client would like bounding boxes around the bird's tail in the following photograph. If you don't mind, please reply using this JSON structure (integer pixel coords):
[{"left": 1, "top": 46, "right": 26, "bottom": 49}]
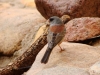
[{"left": 41, "top": 47, "right": 53, "bottom": 64}]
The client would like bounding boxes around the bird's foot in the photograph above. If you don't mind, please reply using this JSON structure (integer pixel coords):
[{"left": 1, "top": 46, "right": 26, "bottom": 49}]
[
  {"left": 58, "top": 45, "right": 65, "bottom": 52},
  {"left": 59, "top": 48, "right": 65, "bottom": 52}
]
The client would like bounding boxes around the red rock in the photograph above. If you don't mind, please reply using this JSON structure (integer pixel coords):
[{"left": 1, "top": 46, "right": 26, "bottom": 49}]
[
  {"left": 65, "top": 17, "right": 100, "bottom": 41},
  {"left": 35, "top": 0, "right": 100, "bottom": 19}
]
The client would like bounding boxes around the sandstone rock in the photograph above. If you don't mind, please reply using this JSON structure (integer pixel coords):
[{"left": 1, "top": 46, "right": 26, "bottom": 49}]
[
  {"left": 0, "top": 8, "right": 45, "bottom": 56},
  {"left": 36, "top": 66, "right": 89, "bottom": 75},
  {"left": 65, "top": 17, "right": 100, "bottom": 42},
  {"left": 35, "top": 0, "right": 100, "bottom": 19},
  {"left": 26, "top": 42, "right": 100, "bottom": 75},
  {"left": 0, "top": 0, "right": 24, "bottom": 8},
  {"left": 0, "top": 3, "right": 11, "bottom": 11},
  {"left": 20, "top": 0, "right": 36, "bottom": 8},
  {"left": 89, "top": 61, "right": 100, "bottom": 75}
]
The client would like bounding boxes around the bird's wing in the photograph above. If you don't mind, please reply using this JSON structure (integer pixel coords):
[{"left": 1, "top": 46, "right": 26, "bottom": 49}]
[
  {"left": 47, "top": 29, "right": 65, "bottom": 48},
  {"left": 55, "top": 29, "right": 66, "bottom": 45},
  {"left": 47, "top": 31, "right": 57, "bottom": 49}
]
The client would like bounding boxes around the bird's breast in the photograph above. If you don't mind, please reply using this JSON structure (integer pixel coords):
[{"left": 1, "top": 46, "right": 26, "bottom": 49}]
[{"left": 50, "top": 25, "right": 65, "bottom": 33}]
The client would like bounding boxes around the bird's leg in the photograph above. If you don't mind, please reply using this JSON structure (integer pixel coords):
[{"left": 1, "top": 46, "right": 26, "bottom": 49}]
[{"left": 58, "top": 44, "right": 64, "bottom": 52}]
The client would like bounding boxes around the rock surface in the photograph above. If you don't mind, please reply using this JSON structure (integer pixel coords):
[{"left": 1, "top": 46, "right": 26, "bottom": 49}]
[
  {"left": 20, "top": 0, "right": 35, "bottom": 8},
  {"left": 26, "top": 42, "right": 100, "bottom": 75},
  {"left": 89, "top": 61, "right": 100, "bottom": 75},
  {"left": 0, "top": 3, "right": 11, "bottom": 11},
  {"left": 0, "top": 0, "right": 24, "bottom": 8},
  {"left": 35, "top": 0, "right": 100, "bottom": 19},
  {"left": 65, "top": 17, "right": 100, "bottom": 42},
  {"left": 0, "top": 2, "right": 45, "bottom": 67},
  {"left": 36, "top": 66, "right": 89, "bottom": 75},
  {"left": 0, "top": 8, "right": 45, "bottom": 55}
]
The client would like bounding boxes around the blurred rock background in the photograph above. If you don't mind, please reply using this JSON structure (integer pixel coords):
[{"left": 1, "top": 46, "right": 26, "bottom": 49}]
[{"left": 0, "top": 0, "right": 45, "bottom": 68}]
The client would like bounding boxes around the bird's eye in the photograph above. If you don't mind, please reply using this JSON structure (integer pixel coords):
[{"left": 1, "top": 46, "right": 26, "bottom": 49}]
[{"left": 49, "top": 18, "right": 54, "bottom": 22}]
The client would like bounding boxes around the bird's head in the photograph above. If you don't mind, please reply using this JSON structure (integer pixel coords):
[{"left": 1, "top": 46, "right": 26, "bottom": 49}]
[
  {"left": 46, "top": 15, "right": 70, "bottom": 26},
  {"left": 48, "top": 16, "right": 63, "bottom": 26}
]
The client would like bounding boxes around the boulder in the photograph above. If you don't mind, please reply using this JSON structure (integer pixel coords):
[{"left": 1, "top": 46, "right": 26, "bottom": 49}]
[
  {"left": 65, "top": 17, "right": 100, "bottom": 42},
  {"left": 0, "top": 3, "right": 11, "bottom": 11},
  {"left": 20, "top": 0, "right": 36, "bottom": 8},
  {"left": 36, "top": 66, "right": 89, "bottom": 75},
  {"left": 0, "top": 8, "right": 45, "bottom": 56},
  {"left": 26, "top": 42, "right": 100, "bottom": 75},
  {"left": 89, "top": 61, "right": 100, "bottom": 75},
  {"left": 35, "top": 0, "right": 100, "bottom": 19},
  {"left": 0, "top": 0, "right": 24, "bottom": 8}
]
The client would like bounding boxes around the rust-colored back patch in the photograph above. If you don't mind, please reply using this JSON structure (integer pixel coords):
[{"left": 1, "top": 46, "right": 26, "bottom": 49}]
[{"left": 50, "top": 25, "right": 65, "bottom": 33}]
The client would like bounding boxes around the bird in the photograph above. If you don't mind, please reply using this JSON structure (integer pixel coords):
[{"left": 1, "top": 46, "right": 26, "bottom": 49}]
[{"left": 41, "top": 16, "right": 70, "bottom": 64}]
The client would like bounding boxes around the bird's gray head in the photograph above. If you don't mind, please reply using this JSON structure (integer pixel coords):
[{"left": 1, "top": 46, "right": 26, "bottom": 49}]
[{"left": 49, "top": 16, "right": 63, "bottom": 26}]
